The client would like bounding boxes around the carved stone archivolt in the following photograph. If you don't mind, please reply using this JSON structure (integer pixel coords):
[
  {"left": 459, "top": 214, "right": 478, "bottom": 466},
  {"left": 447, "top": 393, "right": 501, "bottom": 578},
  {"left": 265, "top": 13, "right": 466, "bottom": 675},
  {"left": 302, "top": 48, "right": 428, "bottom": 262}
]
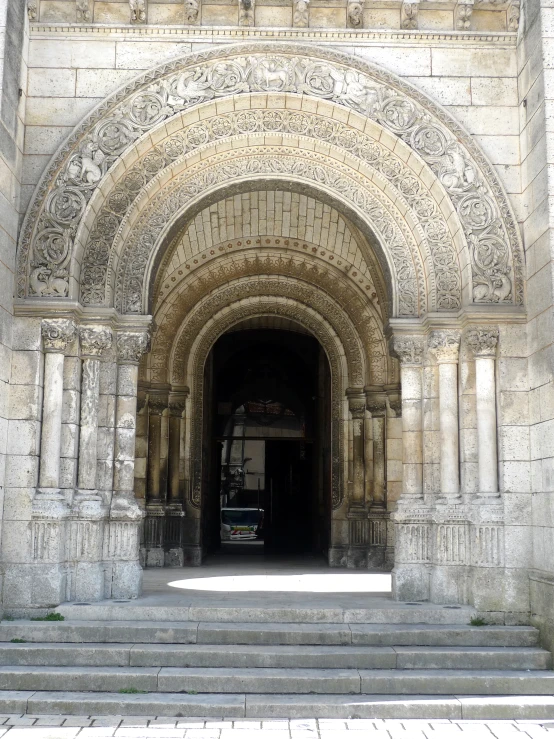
[
  {"left": 110, "top": 146, "right": 426, "bottom": 318},
  {"left": 148, "top": 253, "right": 387, "bottom": 386},
  {"left": 179, "top": 295, "right": 347, "bottom": 510},
  {"left": 18, "top": 43, "right": 523, "bottom": 313}
]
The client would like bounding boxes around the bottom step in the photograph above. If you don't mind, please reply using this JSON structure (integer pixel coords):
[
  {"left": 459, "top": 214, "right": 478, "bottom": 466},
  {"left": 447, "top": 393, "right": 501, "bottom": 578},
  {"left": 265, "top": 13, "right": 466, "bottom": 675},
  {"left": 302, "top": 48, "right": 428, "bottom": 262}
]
[{"left": 2, "top": 692, "right": 554, "bottom": 720}]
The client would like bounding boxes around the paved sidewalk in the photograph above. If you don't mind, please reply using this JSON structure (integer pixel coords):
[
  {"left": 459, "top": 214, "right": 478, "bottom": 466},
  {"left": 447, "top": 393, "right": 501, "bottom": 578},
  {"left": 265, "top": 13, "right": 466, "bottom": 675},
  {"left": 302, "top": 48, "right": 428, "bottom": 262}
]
[{"left": 0, "top": 716, "right": 551, "bottom": 738}]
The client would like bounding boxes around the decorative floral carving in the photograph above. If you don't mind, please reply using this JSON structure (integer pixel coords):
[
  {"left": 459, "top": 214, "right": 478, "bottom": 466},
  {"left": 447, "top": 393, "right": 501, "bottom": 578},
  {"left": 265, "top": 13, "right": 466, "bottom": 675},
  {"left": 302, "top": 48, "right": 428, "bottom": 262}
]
[
  {"left": 27, "top": 1, "right": 37, "bottom": 20},
  {"left": 465, "top": 326, "right": 499, "bottom": 358},
  {"left": 507, "top": 0, "right": 520, "bottom": 30},
  {"left": 428, "top": 330, "right": 461, "bottom": 363},
  {"left": 130, "top": 0, "right": 147, "bottom": 23},
  {"left": 116, "top": 331, "right": 150, "bottom": 364},
  {"left": 41, "top": 319, "right": 77, "bottom": 353},
  {"left": 293, "top": 0, "right": 309, "bottom": 27},
  {"left": 347, "top": 0, "right": 363, "bottom": 28},
  {"left": 239, "top": 0, "right": 254, "bottom": 25},
  {"left": 455, "top": 0, "right": 473, "bottom": 29},
  {"left": 401, "top": 0, "right": 419, "bottom": 29},
  {"left": 79, "top": 326, "right": 113, "bottom": 358},
  {"left": 76, "top": 0, "right": 92, "bottom": 22},
  {"left": 19, "top": 45, "right": 522, "bottom": 309},
  {"left": 390, "top": 336, "right": 424, "bottom": 365}
]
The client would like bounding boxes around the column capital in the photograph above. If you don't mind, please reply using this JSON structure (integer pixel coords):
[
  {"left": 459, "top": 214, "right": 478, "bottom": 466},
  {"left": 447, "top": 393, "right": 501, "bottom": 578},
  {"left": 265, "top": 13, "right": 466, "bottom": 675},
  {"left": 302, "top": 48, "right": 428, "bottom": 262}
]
[
  {"left": 149, "top": 395, "right": 168, "bottom": 416},
  {"left": 79, "top": 325, "right": 113, "bottom": 359},
  {"left": 116, "top": 330, "right": 150, "bottom": 365},
  {"left": 428, "top": 330, "right": 461, "bottom": 364},
  {"left": 389, "top": 335, "right": 424, "bottom": 366},
  {"left": 365, "top": 390, "right": 387, "bottom": 417},
  {"left": 346, "top": 388, "right": 366, "bottom": 418},
  {"left": 465, "top": 326, "right": 499, "bottom": 358},
  {"left": 169, "top": 398, "right": 187, "bottom": 417},
  {"left": 41, "top": 318, "right": 77, "bottom": 354}
]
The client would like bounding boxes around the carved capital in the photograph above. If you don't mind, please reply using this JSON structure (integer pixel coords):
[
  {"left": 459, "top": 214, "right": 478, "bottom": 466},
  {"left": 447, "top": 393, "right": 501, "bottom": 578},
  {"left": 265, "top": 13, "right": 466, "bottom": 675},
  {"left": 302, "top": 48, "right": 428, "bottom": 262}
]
[
  {"left": 347, "top": 0, "right": 363, "bottom": 27},
  {"left": 80, "top": 325, "right": 113, "bottom": 358},
  {"left": 428, "top": 330, "right": 461, "bottom": 364},
  {"left": 149, "top": 395, "right": 168, "bottom": 416},
  {"left": 401, "top": 0, "right": 419, "bottom": 29},
  {"left": 465, "top": 326, "right": 499, "bottom": 359},
  {"left": 390, "top": 335, "right": 424, "bottom": 366},
  {"left": 169, "top": 399, "right": 187, "bottom": 417},
  {"left": 130, "top": 0, "right": 147, "bottom": 23},
  {"left": 116, "top": 331, "right": 150, "bottom": 364},
  {"left": 41, "top": 319, "right": 77, "bottom": 354},
  {"left": 347, "top": 389, "right": 366, "bottom": 419}
]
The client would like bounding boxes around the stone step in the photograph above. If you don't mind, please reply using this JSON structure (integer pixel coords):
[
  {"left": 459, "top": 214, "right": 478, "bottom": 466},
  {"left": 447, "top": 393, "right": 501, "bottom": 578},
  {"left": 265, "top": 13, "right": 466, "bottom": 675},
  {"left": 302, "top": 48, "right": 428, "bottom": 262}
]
[
  {"left": 55, "top": 603, "right": 477, "bottom": 624},
  {"left": 0, "top": 643, "right": 548, "bottom": 670},
  {"left": 0, "top": 621, "right": 540, "bottom": 647},
  {"left": 0, "top": 666, "right": 553, "bottom": 694},
  {"left": 2, "top": 690, "right": 554, "bottom": 720}
]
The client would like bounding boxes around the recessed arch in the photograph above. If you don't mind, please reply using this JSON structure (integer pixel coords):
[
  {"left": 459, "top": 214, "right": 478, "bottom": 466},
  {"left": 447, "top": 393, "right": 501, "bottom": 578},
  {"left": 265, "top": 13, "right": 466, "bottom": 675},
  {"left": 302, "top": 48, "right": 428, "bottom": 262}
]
[{"left": 17, "top": 42, "right": 523, "bottom": 316}]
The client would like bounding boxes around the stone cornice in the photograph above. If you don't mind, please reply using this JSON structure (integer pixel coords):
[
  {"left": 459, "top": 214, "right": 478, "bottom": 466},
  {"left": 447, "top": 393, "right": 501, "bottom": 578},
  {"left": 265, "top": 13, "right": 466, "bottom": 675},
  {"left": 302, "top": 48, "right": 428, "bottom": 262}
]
[{"left": 29, "top": 23, "right": 516, "bottom": 46}]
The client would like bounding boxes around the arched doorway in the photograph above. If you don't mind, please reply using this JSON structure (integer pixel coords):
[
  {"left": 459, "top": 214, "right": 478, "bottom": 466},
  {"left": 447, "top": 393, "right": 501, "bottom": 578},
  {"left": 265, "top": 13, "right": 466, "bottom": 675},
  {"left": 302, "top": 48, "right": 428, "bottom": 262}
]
[
  {"left": 10, "top": 43, "right": 525, "bottom": 613},
  {"left": 204, "top": 325, "right": 331, "bottom": 560}
]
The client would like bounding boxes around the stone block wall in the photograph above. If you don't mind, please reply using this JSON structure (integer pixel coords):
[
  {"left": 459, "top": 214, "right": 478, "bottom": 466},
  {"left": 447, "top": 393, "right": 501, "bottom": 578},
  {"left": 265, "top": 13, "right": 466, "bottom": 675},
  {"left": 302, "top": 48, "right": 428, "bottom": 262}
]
[
  {"left": 0, "top": 1, "right": 28, "bottom": 596},
  {"left": 518, "top": 0, "right": 554, "bottom": 651}
]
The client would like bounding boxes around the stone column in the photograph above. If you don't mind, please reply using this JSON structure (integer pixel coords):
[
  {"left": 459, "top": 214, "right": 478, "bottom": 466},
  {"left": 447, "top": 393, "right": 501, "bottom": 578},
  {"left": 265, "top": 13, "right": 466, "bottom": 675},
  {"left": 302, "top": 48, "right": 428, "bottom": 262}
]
[
  {"left": 38, "top": 319, "right": 77, "bottom": 495},
  {"left": 391, "top": 337, "right": 425, "bottom": 502},
  {"left": 105, "top": 329, "right": 149, "bottom": 599},
  {"left": 346, "top": 390, "right": 367, "bottom": 515},
  {"left": 466, "top": 327, "right": 500, "bottom": 501},
  {"left": 428, "top": 331, "right": 461, "bottom": 503},
  {"left": 70, "top": 326, "right": 113, "bottom": 602},
  {"left": 390, "top": 335, "right": 430, "bottom": 601},
  {"left": 168, "top": 396, "right": 187, "bottom": 506},
  {"left": 31, "top": 318, "right": 76, "bottom": 606},
  {"left": 147, "top": 396, "right": 167, "bottom": 506},
  {"left": 366, "top": 393, "right": 387, "bottom": 509}
]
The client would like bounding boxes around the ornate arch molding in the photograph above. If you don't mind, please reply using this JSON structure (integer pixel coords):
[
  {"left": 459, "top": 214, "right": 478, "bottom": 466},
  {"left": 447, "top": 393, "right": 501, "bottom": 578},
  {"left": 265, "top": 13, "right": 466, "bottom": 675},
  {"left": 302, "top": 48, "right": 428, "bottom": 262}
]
[
  {"left": 18, "top": 42, "right": 523, "bottom": 311},
  {"left": 177, "top": 293, "right": 352, "bottom": 510},
  {"left": 111, "top": 145, "right": 429, "bottom": 318}
]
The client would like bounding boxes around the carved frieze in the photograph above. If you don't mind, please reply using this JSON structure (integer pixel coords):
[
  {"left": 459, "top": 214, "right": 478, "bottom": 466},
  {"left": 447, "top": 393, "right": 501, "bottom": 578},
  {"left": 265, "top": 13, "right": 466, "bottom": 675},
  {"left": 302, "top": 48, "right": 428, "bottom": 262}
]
[
  {"left": 41, "top": 318, "right": 77, "bottom": 354},
  {"left": 116, "top": 331, "right": 150, "bottom": 364},
  {"left": 79, "top": 325, "right": 113, "bottom": 358},
  {"left": 465, "top": 326, "right": 499, "bottom": 358},
  {"left": 18, "top": 46, "right": 522, "bottom": 312}
]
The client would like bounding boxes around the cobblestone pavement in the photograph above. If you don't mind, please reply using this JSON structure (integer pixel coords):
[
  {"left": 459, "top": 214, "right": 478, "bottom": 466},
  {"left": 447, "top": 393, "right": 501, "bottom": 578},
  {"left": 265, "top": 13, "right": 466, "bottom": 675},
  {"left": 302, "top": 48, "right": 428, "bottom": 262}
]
[{"left": 0, "top": 716, "right": 552, "bottom": 738}]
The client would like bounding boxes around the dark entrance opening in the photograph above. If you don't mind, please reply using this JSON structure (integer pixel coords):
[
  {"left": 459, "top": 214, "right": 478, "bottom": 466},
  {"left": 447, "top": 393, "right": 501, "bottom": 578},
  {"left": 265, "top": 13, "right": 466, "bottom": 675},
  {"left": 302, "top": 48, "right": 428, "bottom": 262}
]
[{"left": 202, "top": 327, "right": 331, "bottom": 559}]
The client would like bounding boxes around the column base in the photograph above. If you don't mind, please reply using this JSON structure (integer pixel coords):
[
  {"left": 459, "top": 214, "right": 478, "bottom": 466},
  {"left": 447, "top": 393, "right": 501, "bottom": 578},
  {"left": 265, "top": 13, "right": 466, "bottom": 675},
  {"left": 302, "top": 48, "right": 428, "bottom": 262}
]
[
  {"left": 165, "top": 547, "right": 185, "bottom": 567},
  {"left": 110, "top": 560, "right": 143, "bottom": 599},
  {"left": 74, "top": 562, "right": 105, "bottom": 602},
  {"left": 429, "top": 564, "right": 469, "bottom": 605},
  {"left": 182, "top": 545, "right": 202, "bottom": 566},
  {"left": 392, "top": 564, "right": 430, "bottom": 601},
  {"left": 3, "top": 563, "right": 67, "bottom": 609}
]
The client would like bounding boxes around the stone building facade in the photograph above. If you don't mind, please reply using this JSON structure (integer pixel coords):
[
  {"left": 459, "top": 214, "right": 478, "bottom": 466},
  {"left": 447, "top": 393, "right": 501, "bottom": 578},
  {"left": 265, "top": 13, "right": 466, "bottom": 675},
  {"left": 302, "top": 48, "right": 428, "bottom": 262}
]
[{"left": 0, "top": 0, "right": 553, "bottom": 649}]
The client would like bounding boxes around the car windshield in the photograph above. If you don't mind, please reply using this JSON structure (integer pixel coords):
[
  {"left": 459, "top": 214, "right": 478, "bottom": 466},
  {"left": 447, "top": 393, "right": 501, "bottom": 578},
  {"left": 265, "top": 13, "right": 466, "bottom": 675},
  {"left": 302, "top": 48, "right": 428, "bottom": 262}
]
[{"left": 221, "top": 509, "right": 261, "bottom": 526}]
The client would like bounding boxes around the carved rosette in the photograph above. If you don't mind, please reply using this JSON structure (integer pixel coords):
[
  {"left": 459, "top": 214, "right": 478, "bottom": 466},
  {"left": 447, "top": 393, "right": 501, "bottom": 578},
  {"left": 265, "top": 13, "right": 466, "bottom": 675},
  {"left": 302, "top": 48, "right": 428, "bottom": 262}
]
[
  {"left": 116, "top": 331, "right": 150, "bottom": 364},
  {"left": 390, "top": 336, "right": 424, "bottom": 366},
  {"left": 428, "top": 330, "right": 461, "bottom": 364},
  {"left": 41, "top": 319, "right": 77, "bottom": 354},
  {"left": 79, "top": 326, "right": 113, "bottom": 359},
  {"left": 465, "top": 327, "right": 499, "bottom": 359}
]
